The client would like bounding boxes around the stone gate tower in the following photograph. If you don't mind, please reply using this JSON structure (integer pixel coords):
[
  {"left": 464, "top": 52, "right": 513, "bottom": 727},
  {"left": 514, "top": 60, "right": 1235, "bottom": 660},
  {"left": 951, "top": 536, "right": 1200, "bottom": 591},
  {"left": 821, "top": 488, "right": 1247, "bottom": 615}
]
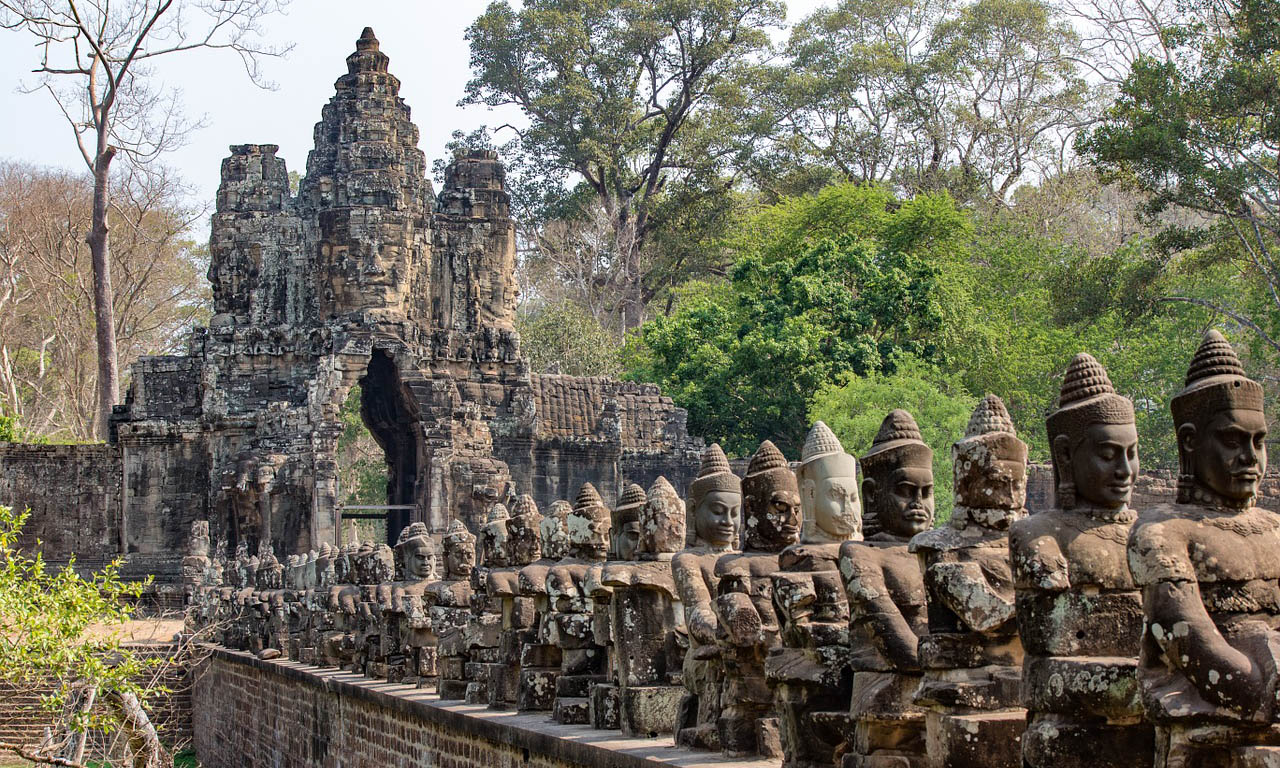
[{"left": 103, "top": 29, "right": 701, "bottom": 569}]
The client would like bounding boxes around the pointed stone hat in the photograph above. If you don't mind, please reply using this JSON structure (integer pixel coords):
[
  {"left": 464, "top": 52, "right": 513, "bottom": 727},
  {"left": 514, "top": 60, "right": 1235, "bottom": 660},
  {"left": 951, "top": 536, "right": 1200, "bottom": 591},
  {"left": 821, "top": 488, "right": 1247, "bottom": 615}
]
[
  {"left": 742, "top": 439, "right": 797, "bottom": 503},
  {"left": 1046, "top": 353, "right": 1134, "bottom": 448},
  {"left": 861, "top": 409, "right": 932, "bottom": 473},
  {"left": 955, "top": 393, "right": 1027, "bottom": 462},
  {"left": 573, "top": 482, "right": 609, "bottom": 520},
  {"left": 688, "top": 443, "right": 741, "bottom": 509},
  {"left": 443, "top": 518, "right": 475, "bottom": 547},
  {"left": 797, "top": 420, "right": 859, "bottom": 479},
  {"left": 614, "top": 483, "right": 648, "bottom": 525},
  {"left": 1170, "top": 329, "right": 1263, "bottom": 426}
]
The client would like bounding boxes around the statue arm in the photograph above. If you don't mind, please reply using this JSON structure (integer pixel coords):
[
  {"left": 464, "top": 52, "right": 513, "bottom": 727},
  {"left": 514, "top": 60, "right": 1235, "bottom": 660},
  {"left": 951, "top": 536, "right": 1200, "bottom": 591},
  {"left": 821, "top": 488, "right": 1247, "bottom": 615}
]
[
  {"left": 845, "top": 560, "right": 919, "bottom": 671},
  {"left": 1145, "top": 579, "right": 1271, "bottom": 716},
  {"left": 674, "top": 555, "right": 719, "bottom": 646},
  {"left": 926, "top": 560, "right": 1015, "bottom": 632},
  {"left": 715, "top": 572, "right": 763, "bottom": 646},
  {"left": 1009, "top": 528, "right": 1070, "bottom": 591}
]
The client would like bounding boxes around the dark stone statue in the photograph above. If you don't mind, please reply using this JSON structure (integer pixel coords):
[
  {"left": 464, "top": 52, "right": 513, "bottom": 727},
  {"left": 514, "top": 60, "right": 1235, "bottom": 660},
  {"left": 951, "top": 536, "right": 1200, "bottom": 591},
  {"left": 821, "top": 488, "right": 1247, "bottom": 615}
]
[
  {"left": 1010, "top": 353, "right": 1151, "bottom": 767},
  {"left": 910, "top": 394, "right": 1027, "bottom": 768},
  {"left": 1128, "top": 330, "right": 1280, "bottom": 766},
  {"left": 840, "top": 409, "right": 936, "bottom": 768}
]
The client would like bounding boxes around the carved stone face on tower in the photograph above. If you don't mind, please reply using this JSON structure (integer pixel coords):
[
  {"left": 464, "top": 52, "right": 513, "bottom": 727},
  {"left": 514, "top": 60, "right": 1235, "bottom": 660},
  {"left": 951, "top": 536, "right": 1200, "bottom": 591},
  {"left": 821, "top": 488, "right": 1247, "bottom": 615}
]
[
  {"left": 861, "top": 410, "right": 935, "bottom": 538},
  {"left": 1172, "top": 329, "right": 1268, "bottom": 506},
  {"left": 796, "top": 421, "right": 861, "bottom": 542},
  {"left": 688, "top": 443, "right": 742, "bottom": 549},
  {"left": 541, "top": 500, "right": 572, "bottom": 560},
  {"left": 442, "top": 520, "right": 476, "bottom": 580},
  {"left": 640, "top": 476, "right": 686, "bottom": 556},
  {"left": 953, "top": 394, "right": 1028, "bottom": 514},
  {"left": 567, "top": 483, "right": 611, "bottom": 560},
  {"left": 1047, "top": 353, "right": 1139, "bottom": 510},
  {"left": 395, "top": 522, "right": 436, "bottom": 581},
  {"left": 742, "top": 440, "right": 802, "bottom": 552}
]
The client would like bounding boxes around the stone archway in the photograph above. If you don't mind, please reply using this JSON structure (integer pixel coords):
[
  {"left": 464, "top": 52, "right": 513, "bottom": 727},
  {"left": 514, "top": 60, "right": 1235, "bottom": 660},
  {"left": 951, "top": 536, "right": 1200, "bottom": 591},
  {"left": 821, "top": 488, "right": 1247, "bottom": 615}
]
[{"left": 357, "top": 349, "right": 422, "bottom": 545}]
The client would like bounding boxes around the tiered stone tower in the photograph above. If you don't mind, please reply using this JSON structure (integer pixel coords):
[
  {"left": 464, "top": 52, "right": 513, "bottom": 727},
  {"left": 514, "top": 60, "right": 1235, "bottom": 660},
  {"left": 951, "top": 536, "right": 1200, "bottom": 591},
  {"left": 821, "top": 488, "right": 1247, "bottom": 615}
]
[{"left": 105, "top": 29, "right": 701, "bottom": 572}]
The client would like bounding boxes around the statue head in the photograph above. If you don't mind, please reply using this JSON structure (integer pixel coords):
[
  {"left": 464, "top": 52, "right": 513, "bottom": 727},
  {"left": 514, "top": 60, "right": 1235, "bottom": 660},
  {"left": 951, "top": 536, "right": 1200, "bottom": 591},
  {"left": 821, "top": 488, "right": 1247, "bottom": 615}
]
[
  {"left": 508, "top": 494, "right": 543, "bottom": 565},
  {"left": 188, "top": 520, "right": 210, "bottom": 558},
  {"left": 256, "top": 545, "right": 282, "bottom": 590},
  {"left": 687, "top": 443, "right": 742, "bottom": 550},
  {"left": 370, "top": 543, "right": 396, "bottom": 583},
  {"left": 480, "top": 504, "right": 510, "bottom": 567},
  {"left": 1047, "top": 353, "right": 1138, "bottom": 510},
  {"left": 442, "top": 520, "right": 477, "bottom": 579},
  {"left": 741, "top": 440, "right": 802, "bottom": 552},
  {"left": 540, "top": 500, "right": 572, "bottom": 560},
  {"left": 611, "top": 483, "right": 646, "bottom": 561},
  {"left": 1172, "top": 330, "right": 1267, "bottom": 507},
  {"left": 953, "top": 394, "right": 1028, "bottom": 528},
  {"left": 567, "top": 482, "right": 611, "bottom": 561},
  {"left": 640, "top": 476, "right": 686, "bottom": 557},
  {"left": 860, "top": 409, "right": 935, "bottom": 539},
  {"left": 395, "top": 522, "right": 437, "bottom": 581},
  {"left": 796, "top": 421, "right": 862, "bottom": 542},
  {"left": 316, "top": 543, "right": 337, "bottom": 588}
]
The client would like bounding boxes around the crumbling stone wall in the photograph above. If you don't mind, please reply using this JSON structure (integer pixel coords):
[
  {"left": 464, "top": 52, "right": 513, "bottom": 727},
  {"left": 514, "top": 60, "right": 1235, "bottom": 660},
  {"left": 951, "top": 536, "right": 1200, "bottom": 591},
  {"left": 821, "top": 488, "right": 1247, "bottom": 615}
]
[{"left": 0, "top": 443, "right": 121, "bottom": 568}]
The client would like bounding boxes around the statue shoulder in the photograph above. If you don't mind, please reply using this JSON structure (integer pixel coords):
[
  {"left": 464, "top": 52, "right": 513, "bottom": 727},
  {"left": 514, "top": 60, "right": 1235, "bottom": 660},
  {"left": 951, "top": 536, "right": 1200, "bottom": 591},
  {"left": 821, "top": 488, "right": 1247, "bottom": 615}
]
[{"left": 1127, "top": 503, "right": 1196, "bottom": 585}]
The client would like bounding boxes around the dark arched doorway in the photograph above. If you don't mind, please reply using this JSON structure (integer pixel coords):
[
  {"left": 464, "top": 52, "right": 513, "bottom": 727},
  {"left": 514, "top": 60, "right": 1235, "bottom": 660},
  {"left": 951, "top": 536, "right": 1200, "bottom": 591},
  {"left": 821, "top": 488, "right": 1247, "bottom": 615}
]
[{"left": 352, "top": 349, "right": 421, "bottom": 545}]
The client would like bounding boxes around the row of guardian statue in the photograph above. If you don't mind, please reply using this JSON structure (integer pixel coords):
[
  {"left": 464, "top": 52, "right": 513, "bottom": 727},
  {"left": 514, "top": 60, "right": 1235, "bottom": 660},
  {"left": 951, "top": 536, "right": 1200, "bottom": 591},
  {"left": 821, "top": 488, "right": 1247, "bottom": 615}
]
[{"left": 184, "top": 330, "right": 1280, "bottom": 768}]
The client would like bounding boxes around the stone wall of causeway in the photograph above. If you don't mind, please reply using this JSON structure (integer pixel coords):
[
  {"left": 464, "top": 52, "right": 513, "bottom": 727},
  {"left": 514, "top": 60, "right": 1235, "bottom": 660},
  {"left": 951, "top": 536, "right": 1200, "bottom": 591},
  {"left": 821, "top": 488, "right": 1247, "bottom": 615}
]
[{"left": 193, "top": 648, "right": 764, "bottom": 768}]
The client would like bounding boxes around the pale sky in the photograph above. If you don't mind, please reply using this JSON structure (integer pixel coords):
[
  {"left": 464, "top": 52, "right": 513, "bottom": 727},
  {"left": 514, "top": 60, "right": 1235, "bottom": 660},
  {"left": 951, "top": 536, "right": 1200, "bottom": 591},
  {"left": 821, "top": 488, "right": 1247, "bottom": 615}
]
[{"left": 0, "top": 1, "right": 827, "bottom": 216}]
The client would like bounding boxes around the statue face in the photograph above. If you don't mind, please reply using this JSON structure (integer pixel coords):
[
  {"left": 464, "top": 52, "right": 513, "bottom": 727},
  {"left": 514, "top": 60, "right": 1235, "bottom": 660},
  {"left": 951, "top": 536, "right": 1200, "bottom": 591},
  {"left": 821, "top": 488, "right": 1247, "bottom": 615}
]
[
  {"left": 568, "top": 509, "right": 610, "bottom": 559},
  {"left": 955, "top": 450, "right": 1026, "bottom": 509},
  {"left": 754, "top": 489, "right": 802, "bottom": 548},
  {"left": 445, "top": 542, "right": 475, "bottom": 579},
  {"left": 1186, "top": 409, "right": 1267, "bottom": 503},
  {"left": 540, "top": 516, "right": 569, "bottom": 560},
  {"left": 874, "top": 466, "right": 935, "bottom": 537},
  {"left": 694, "top": 490, "right": 741, "bottom": 548},
  {"left": 616, "top": 521, "right": 640, "bottom": 561},
  {"left": 401, "top": 538, "right": 434, "bottom": 580},
  {"left": 1066, "top": 422, "right": 1139, "bottom": 509},
  {"left": 807, "top": 475, "right": 861, "bottom": 539}
]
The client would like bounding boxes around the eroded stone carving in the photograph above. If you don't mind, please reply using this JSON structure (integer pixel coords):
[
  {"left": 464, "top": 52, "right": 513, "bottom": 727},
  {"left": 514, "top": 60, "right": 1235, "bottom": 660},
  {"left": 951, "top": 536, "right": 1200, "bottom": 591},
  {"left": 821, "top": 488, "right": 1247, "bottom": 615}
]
[
  {"left": 1010, "top": 354, "right": 1151, "bottom": 767},
  {"left": 547, "top": 483, "right": 611, "bottom": 724},
  {"left": 715, "top": 440, "right": 801, "bottom": 757},
  {"left": 841, "top": 409, "right": 936, "bottom": 768},
  {"left": 771, "top": 422, "right": 862, "bottom": 768},
  {"left": 910, "top": 394, "right": 1027, "bottom": 768},
  {"left": 432, "top": 520, "right": 478, "bottom": 699},
  {"left": 1128, "top": 330, "right": 1280, "bottom": 765},
  {"left": 674, "top": 444, "right": 741, "bottom": 750}
]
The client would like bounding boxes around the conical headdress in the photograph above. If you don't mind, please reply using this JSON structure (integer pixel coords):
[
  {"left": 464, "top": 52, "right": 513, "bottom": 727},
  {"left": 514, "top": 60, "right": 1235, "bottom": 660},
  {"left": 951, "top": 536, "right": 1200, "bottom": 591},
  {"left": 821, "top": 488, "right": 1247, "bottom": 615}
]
[
  {"left": 614, "top": 483, "right": 648, "bottom": 525},
  {"left": 688, "top": 443, "right": 741, "bottom": 510},
  {"left": 573, "top": 482, "right": 607, "bottom": 519},
  {"left": 1171, "top": 329, "right": 1263, "bottom": 426},
  {"left": 395, "top": 521, "right": 432, "bottom": 549},
  {"left": 443, "top": 519, "right": 475, "bottom": 546},
  {"left": 1046, "top": 353, "right": 1134, "bottom": 449},
  {"left": 954, "top": 394, "right": 1027, "bottom": 466},
  {"left": 801, "top": 421, "right": 844, "bottom": 463},
  {"left": 487, "top": 503, "right": 509, "bottom": 522},
  {"left": 798, "top": 420, "right": 858, "bottom": 478},
  {"left": 747, "top": 440, "right": 789, "bottom": 476},
  {"left": 512, "top": 494, "right": 540, "bottom": 519},
  {"left": 861, "top": 409, "right": 932, "bottom": 473}
]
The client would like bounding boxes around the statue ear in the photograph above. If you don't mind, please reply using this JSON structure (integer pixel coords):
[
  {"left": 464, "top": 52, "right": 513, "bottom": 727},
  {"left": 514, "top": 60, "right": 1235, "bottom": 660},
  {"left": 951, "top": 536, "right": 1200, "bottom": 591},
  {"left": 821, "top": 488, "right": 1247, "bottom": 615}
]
[
  {"left": 1052, "top": 434, "right": 1072, "bottom": 472},
  {"left": 1178, "top": 423, "right": 1198, "bottom": 455},
  {"left": 861, "top": 478, "right": 876, "bottom": 506},
  {"left": 802, "top": 478, "right": 816, "bottom": 502}
]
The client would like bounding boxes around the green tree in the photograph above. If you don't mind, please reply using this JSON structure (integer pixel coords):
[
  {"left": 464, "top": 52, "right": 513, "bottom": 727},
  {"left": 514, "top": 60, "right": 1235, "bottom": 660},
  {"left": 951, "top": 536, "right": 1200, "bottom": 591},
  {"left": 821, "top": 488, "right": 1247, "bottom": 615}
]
[
  {"left": 632, "top": 183, "right": 971, "bottom": 455},
  {"left": 1079, "top": 0, "right": 1280, "bottom": 356},
  {"left": 810, "top": 357, "right": 974, "bottom": 519},
  {"left": 767, "top": 0, "right": 1087, "bottom": 201},
  {"left": 517, "top": 300, "right": 623, "bottom": 377},
  {"left": 0, "top": 505, "right": 168, "bottom": 766},
  {"left": 463, "top": 0, "right": 786, "bottom": 326}
]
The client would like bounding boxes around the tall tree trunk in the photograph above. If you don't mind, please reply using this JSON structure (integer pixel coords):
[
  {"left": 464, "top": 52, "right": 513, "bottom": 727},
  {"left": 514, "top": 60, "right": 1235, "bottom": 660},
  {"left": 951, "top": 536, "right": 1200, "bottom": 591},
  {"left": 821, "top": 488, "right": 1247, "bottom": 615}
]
[{"left": 88, "top": 147, "right": 118, "bottom": 440}]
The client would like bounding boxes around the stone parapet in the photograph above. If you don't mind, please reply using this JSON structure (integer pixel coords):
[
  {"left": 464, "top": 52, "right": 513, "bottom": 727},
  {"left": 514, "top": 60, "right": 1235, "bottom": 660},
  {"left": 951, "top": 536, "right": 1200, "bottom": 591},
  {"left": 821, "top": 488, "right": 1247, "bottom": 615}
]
[{"left": 193, "top": 647, "right": 776, "bottom": 768}]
